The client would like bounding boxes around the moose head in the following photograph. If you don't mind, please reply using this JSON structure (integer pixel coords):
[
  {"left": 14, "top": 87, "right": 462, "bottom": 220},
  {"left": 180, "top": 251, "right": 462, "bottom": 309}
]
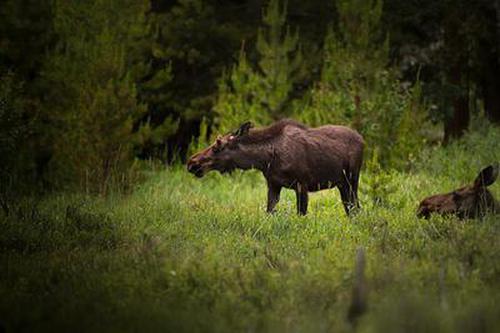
[
  {"left": 417, "top": 164, "right": 499, "bottom": 219},
  {"left": 186, "top": 122, "right": 254, "bottom": 178}
]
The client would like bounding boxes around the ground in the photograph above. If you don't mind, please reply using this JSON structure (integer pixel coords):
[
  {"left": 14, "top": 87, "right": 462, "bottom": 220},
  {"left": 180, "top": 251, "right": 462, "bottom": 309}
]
[{"left": 1, "top": 127, "right": 500, "bottom": 332}]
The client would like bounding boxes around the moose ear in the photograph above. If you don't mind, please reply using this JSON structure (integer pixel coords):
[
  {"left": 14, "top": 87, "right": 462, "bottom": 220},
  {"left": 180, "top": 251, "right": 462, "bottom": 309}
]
[
  {"left": 474, "top": 163, "right": 499, "bottom": 188},
  {"left": 234, "top": 121, "right": 253, "bottom": 137}
]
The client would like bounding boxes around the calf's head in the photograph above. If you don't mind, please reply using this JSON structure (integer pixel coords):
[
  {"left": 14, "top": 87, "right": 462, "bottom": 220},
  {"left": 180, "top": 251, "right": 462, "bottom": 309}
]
[
  {"left": 187, "top": 122, "right": 253, "bottom": 177},
  {"left": 417, "top": 164, "right": 499, "bottom": 219}
]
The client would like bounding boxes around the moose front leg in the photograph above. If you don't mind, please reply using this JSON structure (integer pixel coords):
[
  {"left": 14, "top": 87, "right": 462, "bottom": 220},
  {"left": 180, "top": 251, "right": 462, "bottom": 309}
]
[
  {"left": 266, "top": 183, "right": 282, "bottom": 213},
  {"left": 295, "top": 185, "right": 308, "bottom": 215}
]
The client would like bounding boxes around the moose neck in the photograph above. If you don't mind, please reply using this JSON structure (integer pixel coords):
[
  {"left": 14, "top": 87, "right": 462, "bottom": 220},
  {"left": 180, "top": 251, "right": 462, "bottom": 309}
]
[{"left": 235, "top": 142, "right": 274, "bottom": 172}]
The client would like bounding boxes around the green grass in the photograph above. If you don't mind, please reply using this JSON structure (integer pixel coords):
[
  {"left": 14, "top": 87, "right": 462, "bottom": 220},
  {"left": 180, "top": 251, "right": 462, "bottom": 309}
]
[{"left": 1, "top": 126, "right": 500, "bottom": 332}]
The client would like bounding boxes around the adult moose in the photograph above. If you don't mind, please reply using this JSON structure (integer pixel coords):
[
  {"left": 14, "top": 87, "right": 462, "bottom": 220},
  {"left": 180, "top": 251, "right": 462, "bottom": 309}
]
[
  {"left": 417, "top": 164, "right": 499, "bottom": 219},
  {"left": 187, "top": 119, "right": 364, "bottom": 215}
]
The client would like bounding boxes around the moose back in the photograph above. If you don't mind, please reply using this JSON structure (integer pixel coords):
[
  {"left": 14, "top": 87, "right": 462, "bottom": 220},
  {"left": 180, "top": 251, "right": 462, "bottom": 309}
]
[{"left": 187, "top": 119, "right": 364, "bottom": 215}]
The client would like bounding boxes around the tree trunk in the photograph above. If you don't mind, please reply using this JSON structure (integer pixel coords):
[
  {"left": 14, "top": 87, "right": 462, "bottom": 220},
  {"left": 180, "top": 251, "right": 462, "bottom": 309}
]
[
  {"left": 442, "top": 4, "right": 470, "bottom": 144},
  {"left": 444, "top": 92, "right": 469, "bottom": 144},
  {"left": 483, "top": 66, "right": 500, "bottom": 124},
  {"left": 482, "top": 0, "right": 500, "bottom": 124},
  {"left": 444, "top": 66, "right": 470, "bottom": 144}
]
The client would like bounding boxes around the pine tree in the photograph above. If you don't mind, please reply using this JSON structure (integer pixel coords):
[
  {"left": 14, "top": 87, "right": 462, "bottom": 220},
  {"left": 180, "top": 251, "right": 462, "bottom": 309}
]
[
  {"left": 0, "top": 0, "right": 53, "bottom": 80},
  {"left": 135, "top": 19, "right": 175, "bottom": 157},
  {"left": 256, "top": 0, "right": 303, "bottom": 117},
  {"left": 298, "top": 0, "right": 426, "bottom": 168},
  {"left": 144, "top": 0, "right": 242, "bottom": 160},
  {"left": 214, "top": 0, "right": 303, "bottom": 133},
  {"left": 41, "top": 0, "right": 152, "bottom": 193},
  {"left": 0, "top": 71, "right": 29, "bottom": 187},
  {"left": 215, "top": 45, "right": 267, "bottom": 132}
]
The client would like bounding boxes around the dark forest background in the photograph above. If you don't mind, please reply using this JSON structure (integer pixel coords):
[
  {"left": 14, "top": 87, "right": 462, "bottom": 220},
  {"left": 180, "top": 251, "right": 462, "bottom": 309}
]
[{"left": 1, "top": 0, "right": 500, "bottom": 195}]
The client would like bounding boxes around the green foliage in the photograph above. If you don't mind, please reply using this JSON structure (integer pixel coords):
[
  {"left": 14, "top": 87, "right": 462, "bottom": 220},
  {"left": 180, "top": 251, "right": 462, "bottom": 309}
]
[
  {"left": 41, "top": 0, "right": 151, "bottom": 193},
  {"left": 152, "top": 0, "right": 241, "bottom": 121},
  {"left": 416, "top": 116, "right": 500, "bottom": 182},
  {"left": 0, "top": 71, "right": 32, "bottom": 192},
  {"left": 0, "top": 71, "right": 27, "bottom": 163},
  {"left": 295, "top": 0, "right": 427, "bottom": 169},
  {"left": 214, "top": 0, "right": 303, "bottom": 133},
  {"left": 1, "top": 126, "right": 500, "bottom": 331},
  {"left": 0, "top": 0, "right": 53, "bottom": 79},
  {"left": 215, "top": 48, "right": 270, "bottom": 131},
  {"left": 256, "top": 0, "right": 304, "bottom": 116},
  {"left": 187, "top": 116, "right": 210, "bottom": 157},
  {"left": 137, "top": 52, "right": 176, "bottom": 150}
]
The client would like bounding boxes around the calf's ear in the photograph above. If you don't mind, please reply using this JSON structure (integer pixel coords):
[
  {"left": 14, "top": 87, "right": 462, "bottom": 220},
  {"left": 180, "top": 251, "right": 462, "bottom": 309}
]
[
  {"left": 474, "top": 163, "right": 499, "bottom": 188},
  {"left": 234, "top": 121, "right": 253, "bottom": 137}
]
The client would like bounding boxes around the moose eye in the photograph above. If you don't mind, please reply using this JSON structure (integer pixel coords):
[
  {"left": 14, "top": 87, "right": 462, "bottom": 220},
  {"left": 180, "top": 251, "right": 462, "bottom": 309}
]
[{"left": 213, "top": 144, "right": 224, "bottom": 153}]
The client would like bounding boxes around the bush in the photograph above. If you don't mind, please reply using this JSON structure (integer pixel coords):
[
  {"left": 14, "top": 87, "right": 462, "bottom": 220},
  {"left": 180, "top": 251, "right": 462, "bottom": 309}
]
[{"left": 294, "top": 0, "right": 428, "bottom": 170}]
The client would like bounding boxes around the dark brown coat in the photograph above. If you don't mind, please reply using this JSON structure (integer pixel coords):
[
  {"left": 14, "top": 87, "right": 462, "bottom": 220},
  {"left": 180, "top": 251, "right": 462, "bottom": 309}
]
[
  {"left": 417, "top": 164, "right": 499, "bottom": 219},
  {"left": 187, "top": 119, "right": 364, "bottom": 215}
]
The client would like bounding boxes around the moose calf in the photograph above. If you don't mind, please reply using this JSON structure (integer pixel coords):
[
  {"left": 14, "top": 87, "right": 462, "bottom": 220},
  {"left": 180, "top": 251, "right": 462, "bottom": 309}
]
[
  {"left": 417, "top": 164, "right": 499, "bottom": 219},
  {"left": 187, "top": 119, "right": 364, "bottom": 216}
]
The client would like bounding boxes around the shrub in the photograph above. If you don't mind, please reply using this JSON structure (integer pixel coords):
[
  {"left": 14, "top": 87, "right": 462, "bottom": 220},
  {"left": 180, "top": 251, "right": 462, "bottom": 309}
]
[{"left": 294, "top": 0, "right": 428, "bottom": 170}]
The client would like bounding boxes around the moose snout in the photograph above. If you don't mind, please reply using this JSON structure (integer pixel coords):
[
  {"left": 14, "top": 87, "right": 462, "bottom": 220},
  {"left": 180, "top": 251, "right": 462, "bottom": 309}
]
[
  {"left": 187, "top": 156, "right": 206, "bottom": 177},
  {"left": 187, "top": 162, "right": 201, "bottom": 174},
  {"left": 416, "top": 205, "right": 430, "bottom": 219}
]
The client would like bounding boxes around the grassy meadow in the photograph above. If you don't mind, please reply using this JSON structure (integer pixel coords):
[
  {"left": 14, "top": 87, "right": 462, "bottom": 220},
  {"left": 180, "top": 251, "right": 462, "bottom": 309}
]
[{"left": 1, "top": 126, "right": 500, "bottom": 332}]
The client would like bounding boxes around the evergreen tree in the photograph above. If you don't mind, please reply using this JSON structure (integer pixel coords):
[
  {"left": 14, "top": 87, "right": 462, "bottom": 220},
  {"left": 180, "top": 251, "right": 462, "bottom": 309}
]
[
  {"left": 214, "top": 0, "right": 303, "bottom": 133},
  {"left": 0, "top": 0, "right": 52, "bottom": 80},
  {"left": 256, "top": 0, "right": 303, "bottom": 117},
  {"left": 146, "top": 0, "right": 243, "bottom": 160},
  {"left": 0, "top": 0, "right": 54, "bottom": 189},
  {"left": 0, "top": 71, "right": 30, "bottom": 190},
  {"left": 41, "top": 0, "right": 152, "bottom": 193},
  {"left": 298, "top": 0, "right": 426, "bottom": 168},
  {"left": 215, "top": 45, "right": 267, "bottom": 132},
  {"left": 135, "top": 16, "right": 175, "bottom": 159}
]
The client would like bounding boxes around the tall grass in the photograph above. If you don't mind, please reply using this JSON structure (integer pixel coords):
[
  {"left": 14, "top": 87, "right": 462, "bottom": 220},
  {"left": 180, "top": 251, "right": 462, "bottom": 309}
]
[{"left": 1, "top": 125, "right": 499, "bottom": 332}]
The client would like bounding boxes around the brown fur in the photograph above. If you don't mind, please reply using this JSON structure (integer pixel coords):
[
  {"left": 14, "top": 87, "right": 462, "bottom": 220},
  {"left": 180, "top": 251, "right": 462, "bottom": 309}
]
[
  {"left": 235, "top": 119, "right": 308, "bottom": 145},
  {"left": 187, "top": 119, "right": 364, "bottom": 215},
  {"left": 417, "top": 164, "right": 499, "bottom": 219}
]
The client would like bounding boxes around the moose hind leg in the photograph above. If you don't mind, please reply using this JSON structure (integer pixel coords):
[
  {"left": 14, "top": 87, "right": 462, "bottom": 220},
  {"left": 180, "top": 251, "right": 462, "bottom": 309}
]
[
  {"left": 349, "top": 171, "right": 361, "bottom": 210},
  {"left": 338, "top": 185, "right": 352, "bottom": 216},
  {"left": 338, "top": 182, "right": 358, "bottom": 216},
  {"left": 295, "top": 186, "right": 308, "bottom": 215},
  {"left": 338, "top": 169, "right": 361, "bottom": 215}
]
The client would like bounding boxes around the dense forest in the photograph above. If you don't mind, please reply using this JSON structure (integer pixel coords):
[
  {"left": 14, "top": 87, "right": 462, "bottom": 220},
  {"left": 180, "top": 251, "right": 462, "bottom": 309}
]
[{"left": 1, "top": 0, "right": 499, "bottom": 195}]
